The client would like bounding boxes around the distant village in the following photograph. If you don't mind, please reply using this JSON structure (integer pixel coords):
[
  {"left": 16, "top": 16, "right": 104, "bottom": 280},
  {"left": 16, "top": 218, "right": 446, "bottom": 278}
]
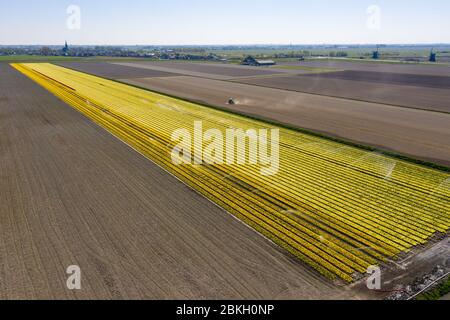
[
  {"left": 0, "top": 43, "right": 336, "bottom": 61},
  {"left": 0, "top": 43, "right": 446, "bottom": 63},
  {"left": 0, "top": 43, "right": 286, "bottom": 65},
  {"left": 0, "top": 43, "right": 228, "bottom": 61}
]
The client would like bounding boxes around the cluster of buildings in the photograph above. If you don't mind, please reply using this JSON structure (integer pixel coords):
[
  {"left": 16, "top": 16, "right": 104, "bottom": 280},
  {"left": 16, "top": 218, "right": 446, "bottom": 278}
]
[{"left": 241, "top": 56, "right": 276, "bottom": 66}]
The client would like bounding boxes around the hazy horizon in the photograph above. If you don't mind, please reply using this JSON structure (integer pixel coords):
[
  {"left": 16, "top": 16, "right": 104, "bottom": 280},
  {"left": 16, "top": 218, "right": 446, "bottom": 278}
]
[
  {"left": 2, "top": 0, "right": 450, "bottom": 46},
  {"left": 2, "top": 43, "right": 450, "bottom": 47}
]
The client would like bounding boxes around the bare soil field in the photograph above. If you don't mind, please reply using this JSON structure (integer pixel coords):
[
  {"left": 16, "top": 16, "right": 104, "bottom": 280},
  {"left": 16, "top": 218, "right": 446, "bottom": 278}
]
[
  {"left": 58, "top": 61, "right": 179, "bottom": 79},
  {"left": 236, "top": 74, "right": 450, "bottom": 113},
  {"left": 113, "top": 61, "right": 283, "bottom": 80},
  {"left": 302, "top": 70, "right": 450, "bottom": 90},
  {"left": 0, "top": 63, "right": 349, "bottom": 299},
  {"left": 123, "top": 76, "right": 450, "bottom": 167},
  {"left": 279, "top": 60, "right": 450, "bottom": 76}
]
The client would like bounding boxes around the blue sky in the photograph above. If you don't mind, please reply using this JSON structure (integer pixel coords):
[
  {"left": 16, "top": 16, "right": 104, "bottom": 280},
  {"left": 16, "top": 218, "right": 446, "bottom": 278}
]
[{"left": 1, "top": 0, "right": 450, "bottom": 45}]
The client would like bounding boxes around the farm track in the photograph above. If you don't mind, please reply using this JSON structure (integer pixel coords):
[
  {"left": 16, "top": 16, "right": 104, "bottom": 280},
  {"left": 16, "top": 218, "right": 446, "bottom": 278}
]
[
  {"left": 14, "top": 63, "right": 450, "bottom": 283},
  {"left": 58, "top": 62, "right": 179, "bottom": 79},
  {"left": 1, "top": 63, "right": 344, "bottom": 299}
]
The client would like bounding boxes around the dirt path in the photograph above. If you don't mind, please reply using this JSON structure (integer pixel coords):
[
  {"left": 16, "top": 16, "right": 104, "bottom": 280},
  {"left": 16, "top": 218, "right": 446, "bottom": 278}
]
[
  {"left": 111, "top": 61, "right": 283, "bottom": 80},
  {"left": 0, "top": 63, "right": 354, "bottom": 300},
  {"left": 59, "top": 61, "right": 179, "bottom": 78}
]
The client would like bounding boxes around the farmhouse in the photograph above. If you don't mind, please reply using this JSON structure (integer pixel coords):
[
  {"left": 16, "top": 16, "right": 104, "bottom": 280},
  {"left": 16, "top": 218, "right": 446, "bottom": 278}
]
[{"left": 242, "top": 56, "right": 276, "bottom": 66}]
